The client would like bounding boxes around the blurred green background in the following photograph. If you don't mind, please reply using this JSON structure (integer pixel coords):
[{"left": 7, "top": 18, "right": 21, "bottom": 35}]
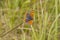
[{"left": 0, "top": 0, "right": 60, "bottom": 40}]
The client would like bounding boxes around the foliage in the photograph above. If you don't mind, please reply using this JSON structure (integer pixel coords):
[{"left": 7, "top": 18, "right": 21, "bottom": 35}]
[{"left": 0, "top": 0, "right": 60, "bottom": 40}]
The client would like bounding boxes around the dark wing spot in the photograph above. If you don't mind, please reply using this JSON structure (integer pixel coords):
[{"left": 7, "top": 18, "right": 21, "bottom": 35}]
[{"left": 25, "top": 13, "right": 33, "bottom": 22}]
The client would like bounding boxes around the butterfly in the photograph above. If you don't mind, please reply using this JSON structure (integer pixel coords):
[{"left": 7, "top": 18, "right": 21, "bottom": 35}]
[{"left": 24, "top": 10, "right": 34, "bottom": 25}]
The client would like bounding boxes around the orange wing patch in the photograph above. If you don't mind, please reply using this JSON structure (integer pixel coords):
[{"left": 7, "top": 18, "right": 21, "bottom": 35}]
[
  {"left": 30, "top": 10, "right": 34, "bottom": 18},
  {"left": 28, "top": 20, "right": 33, "bottom": 25}
]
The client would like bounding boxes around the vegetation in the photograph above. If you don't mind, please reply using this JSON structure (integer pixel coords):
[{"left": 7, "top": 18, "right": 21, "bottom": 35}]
[{"left": 0, "top": 0, "right": 60, "bottom": 40}]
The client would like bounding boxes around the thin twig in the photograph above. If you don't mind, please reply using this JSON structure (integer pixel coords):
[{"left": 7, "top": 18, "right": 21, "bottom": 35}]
[{"left": 0, "top": 23, "right": 22, "bottom": 37}]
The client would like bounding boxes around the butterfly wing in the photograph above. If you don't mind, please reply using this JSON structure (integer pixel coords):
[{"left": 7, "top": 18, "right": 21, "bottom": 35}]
[
  {"left": 25, "top": 13, "right": 33, "bottom": 22},
  {"left": 24, "top": 10, "right": 34, "bottom": 25}
]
